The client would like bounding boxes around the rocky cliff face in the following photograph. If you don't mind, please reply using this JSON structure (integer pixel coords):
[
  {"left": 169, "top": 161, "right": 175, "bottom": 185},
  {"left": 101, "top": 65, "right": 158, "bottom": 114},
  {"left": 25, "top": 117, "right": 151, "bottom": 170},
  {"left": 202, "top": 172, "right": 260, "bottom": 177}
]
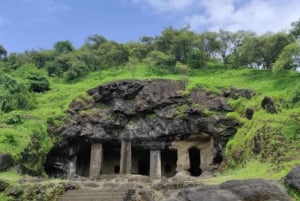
[{"left": 45, "top": 79, "right": 243, "bottom": 177}]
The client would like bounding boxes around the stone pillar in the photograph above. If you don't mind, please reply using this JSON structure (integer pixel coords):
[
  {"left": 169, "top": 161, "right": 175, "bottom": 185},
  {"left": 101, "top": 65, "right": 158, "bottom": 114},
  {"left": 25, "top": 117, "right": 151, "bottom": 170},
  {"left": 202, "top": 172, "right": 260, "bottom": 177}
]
[
  {"left": 176, "top": 148, "right": 190, "bottom": 173},
  {"left": 200, "top": 139, "right": 214, "bottom": 172},
  {"left": 120, "top": 140, "right": 131, "bottom": 174},
  {"left": 89, "top": 143, "right": 103, "bottom": 178},
  {"left": 150, "top": 150, "right": 161, "bottom": 179}
]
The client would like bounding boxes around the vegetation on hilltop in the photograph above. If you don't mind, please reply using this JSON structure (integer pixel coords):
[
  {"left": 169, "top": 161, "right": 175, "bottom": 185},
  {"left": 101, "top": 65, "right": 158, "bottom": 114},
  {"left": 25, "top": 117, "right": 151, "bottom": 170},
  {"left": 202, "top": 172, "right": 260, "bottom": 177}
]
[{"left": 0, "top": 19, "right": 300, "bottom": 184}]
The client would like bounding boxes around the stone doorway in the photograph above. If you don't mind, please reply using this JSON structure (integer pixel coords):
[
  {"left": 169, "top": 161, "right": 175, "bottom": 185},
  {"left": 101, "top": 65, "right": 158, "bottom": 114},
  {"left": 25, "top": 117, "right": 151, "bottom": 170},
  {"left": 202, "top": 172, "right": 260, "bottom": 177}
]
[
  {"left": 132, "top": 149, "right": 150, "bottom": 176},
  {"left": 161, "top": 149, "right": 177, "bottom": 178},
  {"left": 102, "top": 143, "right": 121, "bottom": 174},
  {"left": 188, "top": 147, "right": 201, "bottom": 176},
  {"left": 76, "top": 142, "right": 91, "bottom": 177}
]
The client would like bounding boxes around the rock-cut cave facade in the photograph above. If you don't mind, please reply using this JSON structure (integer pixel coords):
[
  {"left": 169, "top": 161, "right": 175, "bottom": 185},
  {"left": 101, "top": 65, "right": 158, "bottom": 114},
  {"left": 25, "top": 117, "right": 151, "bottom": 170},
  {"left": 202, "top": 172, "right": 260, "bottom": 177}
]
[{"left": 45, "top": 79, "right": 241, "bottom": 179}]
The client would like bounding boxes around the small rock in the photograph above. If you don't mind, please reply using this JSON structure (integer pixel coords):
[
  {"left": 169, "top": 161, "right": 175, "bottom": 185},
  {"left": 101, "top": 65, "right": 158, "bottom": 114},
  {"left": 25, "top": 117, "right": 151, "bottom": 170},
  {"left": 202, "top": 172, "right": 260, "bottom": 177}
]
[
  {"left": 128, "top": 175, "right": 152, "bottom": 183},
  {"left": 284, "top": 165, "right": 300, "bottom": 193},
  {"left": 63, "top": 182, "right": 79, "bottom": 190},
  {"left": 0, "top": 179, "right": 8, "bottom": 192},
  {"left": 245, "top": 108, "right": 254, "bottom": 120},
  {"left": 0, "top": 154, "right": 13, "bottom": 170},
  {"left": 252, "top": 133, "right": 261, "bottom": 154},
  {"left": 261, "top": 96, "right": 277, "bottom": 113}
]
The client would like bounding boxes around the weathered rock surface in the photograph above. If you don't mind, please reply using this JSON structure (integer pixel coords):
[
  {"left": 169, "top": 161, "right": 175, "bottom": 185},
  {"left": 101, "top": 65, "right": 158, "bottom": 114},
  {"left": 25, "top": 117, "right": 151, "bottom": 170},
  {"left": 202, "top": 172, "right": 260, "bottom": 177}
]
[
  {"left": 222, "top": 88, "right": 254, "bottom": 100},
  {"left": 45, "top": 79, "right": 241, "bottom": 177},
  {"left": 162, "top": 179, "right": 291, "bottom": 201},
  {"left": 220, "top": 179, "right": 291, "bottom": 201},
  {"left": 261, "top": 96, "right": 277, "bottom": 113},
  {"left": 245, "top": 108, "right": 254, "bottom": 120},
  {"left": 284, "top": 165, "right": 300, "bottom": 193},
  {"left": 0, "top": 153, "right": 13, "bottom": 170},
  {"left": 4, "top": 177, "right": 292, "bottom": 201}
]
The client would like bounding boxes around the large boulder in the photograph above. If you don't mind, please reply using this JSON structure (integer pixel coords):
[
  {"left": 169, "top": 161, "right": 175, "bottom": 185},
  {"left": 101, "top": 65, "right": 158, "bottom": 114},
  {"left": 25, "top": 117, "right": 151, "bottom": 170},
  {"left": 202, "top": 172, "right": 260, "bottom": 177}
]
[
  {"left": 220, "top": 179, "right": 291, "bottom": 201},
  {"left": 164, "top": 179, "right": 291, "bottom": 201},
  {"left": 182, "top": 186, "right": 241, "bottom": 201},
  {"left": 0, "top": 154, "right": 13, "bottom": 171},
  {"left": 284, "top": 165, "right": 300, "bottom": 193}
]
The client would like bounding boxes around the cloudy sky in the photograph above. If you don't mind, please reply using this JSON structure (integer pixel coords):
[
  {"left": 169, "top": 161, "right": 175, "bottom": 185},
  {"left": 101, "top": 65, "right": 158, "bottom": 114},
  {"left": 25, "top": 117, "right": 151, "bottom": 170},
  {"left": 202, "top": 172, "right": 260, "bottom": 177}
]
[{"left": 1, "top": 0, "right": 300, "bottom": 52}]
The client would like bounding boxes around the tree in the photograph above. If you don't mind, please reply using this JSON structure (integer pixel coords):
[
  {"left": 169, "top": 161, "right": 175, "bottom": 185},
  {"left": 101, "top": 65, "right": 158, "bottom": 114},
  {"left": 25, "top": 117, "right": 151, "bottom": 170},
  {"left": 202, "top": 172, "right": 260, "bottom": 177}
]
[
  {"left": 25, "top": 50, "right": 53, "bottom": 68},
  {"left": 273, "top": 42, "right": 300, "bottom": 73},
  {"left": 54, "top": 40, "right": 74, "bottom": 54},
  {"left": 200, "top": 31, "right": 220, "bottom": 58},
  {"left": 145, "top": 50, "right": 175, "bottom": 67},
  {"left": 156, "top": 27, "right": 197, "bottom": 64},
  {"left": 5, "top": 53, "right": 26, "bottom": 69},
  {"left": 290, "top": 18, "right": 300, "bottom": 39},
  {"left": 0, "top": 44, "right": 7, "bottom": 59},
  {"left": 217, "top": 30, "right": 234, "bottom": 69},
  {"left": 239, "top": 32, "right": 293, "bottom": 69},
  {"left": 85, "top": 34, "right": 107, "bottom": 50}
]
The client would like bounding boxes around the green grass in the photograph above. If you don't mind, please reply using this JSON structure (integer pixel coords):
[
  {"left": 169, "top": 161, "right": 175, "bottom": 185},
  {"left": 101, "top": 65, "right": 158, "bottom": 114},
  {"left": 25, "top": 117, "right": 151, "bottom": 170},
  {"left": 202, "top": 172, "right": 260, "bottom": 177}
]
[
  {"left": 200, "top": 160, "right": 300, "bottom": 185},
  {"left": 1, "top": 64, "right": 300, "bottom": 180}
]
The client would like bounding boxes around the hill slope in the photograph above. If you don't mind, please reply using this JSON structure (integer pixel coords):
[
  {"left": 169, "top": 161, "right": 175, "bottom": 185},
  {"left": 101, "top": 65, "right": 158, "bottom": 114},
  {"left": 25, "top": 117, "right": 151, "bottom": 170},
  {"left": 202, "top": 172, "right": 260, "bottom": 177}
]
[{"left": 1, "top": 65, "right": 300, "bottom": 184}]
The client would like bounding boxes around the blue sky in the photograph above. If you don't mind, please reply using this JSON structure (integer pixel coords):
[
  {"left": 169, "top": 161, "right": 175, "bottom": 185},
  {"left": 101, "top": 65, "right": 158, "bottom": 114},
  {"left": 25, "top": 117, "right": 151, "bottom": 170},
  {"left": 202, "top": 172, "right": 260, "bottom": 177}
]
[{"left": 1, "top": 0, "right": 300, "bottom": 53}]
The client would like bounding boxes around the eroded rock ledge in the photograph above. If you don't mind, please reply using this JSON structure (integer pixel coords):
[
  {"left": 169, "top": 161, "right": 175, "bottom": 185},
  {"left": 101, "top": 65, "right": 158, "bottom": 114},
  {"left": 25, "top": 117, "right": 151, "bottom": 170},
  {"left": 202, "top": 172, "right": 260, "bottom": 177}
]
[{"left": 45, "top": 79, "right": 244, "bottom": 178}]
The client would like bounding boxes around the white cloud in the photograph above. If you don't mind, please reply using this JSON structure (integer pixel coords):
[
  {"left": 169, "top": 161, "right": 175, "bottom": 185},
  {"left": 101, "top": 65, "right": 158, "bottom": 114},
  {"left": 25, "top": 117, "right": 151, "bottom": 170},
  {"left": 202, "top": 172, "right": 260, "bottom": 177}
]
[
  {"left": 22, "top": 0, "right": 69, "bottom": 13},
  {"left": 131, "top": 0, "right": 197, "bottom": 13},
  {"left": 131, "top": 0, "right": 300, "bottom": 34}
]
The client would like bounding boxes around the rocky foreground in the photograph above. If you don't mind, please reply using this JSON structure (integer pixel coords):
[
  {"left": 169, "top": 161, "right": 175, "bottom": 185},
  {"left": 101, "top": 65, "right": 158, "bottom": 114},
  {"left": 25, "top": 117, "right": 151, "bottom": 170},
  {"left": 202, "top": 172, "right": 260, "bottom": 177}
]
[{"left": 2, "top": 167, "right": 300, "bottom": 201}]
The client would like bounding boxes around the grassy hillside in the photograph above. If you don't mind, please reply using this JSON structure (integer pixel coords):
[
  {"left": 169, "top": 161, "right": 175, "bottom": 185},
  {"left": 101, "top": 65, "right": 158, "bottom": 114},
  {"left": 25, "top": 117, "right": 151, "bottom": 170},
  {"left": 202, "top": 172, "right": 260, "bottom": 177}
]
[{"left": 1, "top": 63, "right": 300, "bottom": 182}]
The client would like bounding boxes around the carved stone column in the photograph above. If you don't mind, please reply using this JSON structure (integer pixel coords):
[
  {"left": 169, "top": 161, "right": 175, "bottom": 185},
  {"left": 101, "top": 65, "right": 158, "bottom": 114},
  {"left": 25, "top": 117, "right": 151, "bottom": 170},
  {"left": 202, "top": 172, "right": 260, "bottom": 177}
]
[
  {"left": 150, "top": 150, "right": 161, "bottom": 179},
  {"left": 200, "top": 139, "right": 214, "bottom": 172},
  {"left": 176, "top": 148, "right": 190, "bottom": 173},
  {"left": 120, "top": 140, "right": 131, "bottom": 174},
  {"left": 89, "top": 143, "right": 103, "bottom": 178}
]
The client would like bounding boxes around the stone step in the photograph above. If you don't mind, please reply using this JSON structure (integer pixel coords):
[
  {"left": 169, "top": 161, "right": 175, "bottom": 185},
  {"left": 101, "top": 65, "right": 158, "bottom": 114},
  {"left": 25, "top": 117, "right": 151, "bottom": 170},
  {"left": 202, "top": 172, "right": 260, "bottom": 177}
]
[
  {"left": 58, "top": 197, "right": 125, "bottom": 201},
  {"left": 62, "top": 193, "right": 127, "bottom": 197},
  {"left": 64, "top": 190, "right": 128, "bottom": 194},
  {"left": 58, "top": 195, "right": 127, "bottom": 200},
  {"left": 58, "top": 188, "right": 134, "bottom": 201}
]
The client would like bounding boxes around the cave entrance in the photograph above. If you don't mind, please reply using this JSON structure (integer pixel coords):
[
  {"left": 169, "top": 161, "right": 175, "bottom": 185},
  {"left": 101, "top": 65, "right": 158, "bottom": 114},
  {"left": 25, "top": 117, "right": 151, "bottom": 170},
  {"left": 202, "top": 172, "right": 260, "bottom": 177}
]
[
  {"left": 76, "top": 142, "right": 91, "bottom": 177},
  {"left": 132, "top": 149, "right": 150, "bottom": 176},
  {"left": 188, "top": 147, "right": 201, "bottom": 176},
  {"left": 161, "top": 149, "right": 177, "bottom": 178},
  {"left": 102, "top": 143, "right": 121, "bottom": 174}
]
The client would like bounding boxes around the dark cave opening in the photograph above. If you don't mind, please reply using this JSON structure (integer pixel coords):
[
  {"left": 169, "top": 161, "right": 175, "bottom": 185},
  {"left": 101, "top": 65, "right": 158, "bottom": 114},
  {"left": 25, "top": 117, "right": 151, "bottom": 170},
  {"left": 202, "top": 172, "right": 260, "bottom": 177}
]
[
  {"left": 102, "top": 142, "right": 121, "bottom": 174},
  {"left": 132, "top": 149, "right": 150, "bottom": 176},
  {"left": 188, "top": 147, "right": 202, "bottom": 176},
  {"left": 161, "top": 149, "right": 177, "bottom": 178},
  {"left": 76, "top": 142, "right": 91, "bottom": 177}
]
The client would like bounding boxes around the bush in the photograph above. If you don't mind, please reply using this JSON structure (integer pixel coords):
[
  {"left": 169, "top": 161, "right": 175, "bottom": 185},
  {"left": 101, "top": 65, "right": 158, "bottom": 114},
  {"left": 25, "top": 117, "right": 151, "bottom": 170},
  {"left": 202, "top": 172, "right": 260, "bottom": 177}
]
[
  {"left": 187, "top": 50, "right": 207, "bottom": 68},
  {"left": 174, "top": 62, "right": 191, "bottom": 75},
  {"left": 4, "top": 111, "right": 24, "bottom": 124},
  {"left": 27, "top": 73, "right": 50, "bottom": 92},
  {"left": 0, "top": 74, "right": 36, "bottom": 112},
  {"left": 64, "top": 60, "right": 88, "bottom": 81}
]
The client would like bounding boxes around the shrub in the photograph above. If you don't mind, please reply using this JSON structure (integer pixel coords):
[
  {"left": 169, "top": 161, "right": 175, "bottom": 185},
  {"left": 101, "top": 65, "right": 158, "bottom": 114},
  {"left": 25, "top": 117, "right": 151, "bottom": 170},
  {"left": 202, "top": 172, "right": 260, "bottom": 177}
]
[
  {"left": 4, "top": 112, "right": 24, "bottom": 124},
  {"left": 27, "top": 73, "right": 50, "bottom": 92},
  {"left": 174, "top": 62, "right": 191, "bottom": 75}
]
